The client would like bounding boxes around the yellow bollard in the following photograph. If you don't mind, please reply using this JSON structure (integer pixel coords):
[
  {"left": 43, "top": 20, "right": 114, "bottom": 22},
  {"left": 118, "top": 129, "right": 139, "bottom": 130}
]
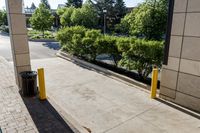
[
  {"left": 37, "top": 68, "right": 47, "bottom": 100},
  {"left": 150, "top": 67, "right": 158, "bottom": 99}
]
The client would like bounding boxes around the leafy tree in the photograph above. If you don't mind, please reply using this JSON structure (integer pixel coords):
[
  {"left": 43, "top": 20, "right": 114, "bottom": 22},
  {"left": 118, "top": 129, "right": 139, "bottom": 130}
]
[
  {"left": 59, "top": 4, "right": 98, "bottom": 28},
  {"left": 90, "top": 0, "right": 126, "bottom": 31},
  {"left": 115, "top": 7, "right": 138, "bottom": 34},
  {"left": 117, "top": 0, "right": 167, "bottom": 40},
  {"left": 114, "top": 0, "right": 126, "bottom": 23},
  {"left": 30, "top": 3, "right": 54, "bottom": 37},
  {"left": 91, "top": 0, "right": 115, "bottom": 30},
  {"left": 132, "top": 0, "right": 168, "bottom": 40},
  {"left": 71, "top": 4, "right": 98, "bottom": 28},
  {"left": 0, "top": 10, "right": 7, "bottom": 26},
  {"left": 66, "top": 0, "right": 83, "bottom": 8},
  {"left": 41, "top": 0, "right": 51, "bottom": 9},
  {"left": 59, "top": 7, "right": 75, "bottom": 26},
  {"left": 30, "top": 2, "right": 37, "bottom": 9}
]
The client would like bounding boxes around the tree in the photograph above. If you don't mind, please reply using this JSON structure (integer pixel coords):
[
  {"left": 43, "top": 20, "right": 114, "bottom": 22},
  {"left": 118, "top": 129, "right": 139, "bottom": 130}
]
[
  {"left": 30, "top": 2, "right": 37, "bottom": 9},
  {"left": 41, "top": 0, "right": 51, "bottom": 9},
  {"left": 115, "top": 7, "right": 138, "bottom": 34},
  {"left": 71, "top": 4, "right": 99, "bottom": 28},
  {"left": 59, "top": 7, "right": 75, "bottom": 26},
  {"left": 132, "top": 0, "right": 167, "bottom": 40},
  {"left": 30, "top": 3, "right": 54, "bottom": 37},
  {"left": 66, "top": 0, "right": 83, "bottom": 8},
  {"left": 0, "top": 10, "right": 8, "bottom": 26},
  {"left": 59, "top": 4, "right": 99, "bottom": 28},
  {"left": 114, "top": 0, "right": 126, "bottom": 23},
  {"left": 90, "top": 0, "right": 122, "bottom": 31},
  {"left": 117, "top": 0, "right": 167, "bottom": 40}
]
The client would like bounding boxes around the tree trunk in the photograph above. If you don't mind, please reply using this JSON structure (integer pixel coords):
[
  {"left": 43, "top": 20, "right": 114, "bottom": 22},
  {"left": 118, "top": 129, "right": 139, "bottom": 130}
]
[{"left": 43, "top": 30, "right": 45, "bottom": 38}]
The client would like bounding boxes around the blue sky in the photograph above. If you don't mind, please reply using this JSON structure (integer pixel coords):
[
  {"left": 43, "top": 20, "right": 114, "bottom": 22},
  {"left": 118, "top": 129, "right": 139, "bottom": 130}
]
[{"left": 0, "top": 0, "right": 144, "bottom": 9}]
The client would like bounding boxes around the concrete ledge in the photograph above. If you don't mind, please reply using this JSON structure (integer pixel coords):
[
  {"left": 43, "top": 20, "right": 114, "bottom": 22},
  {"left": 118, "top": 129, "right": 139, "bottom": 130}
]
[{"left": 56, "top": 51, "right": 148, "bottom": 91}]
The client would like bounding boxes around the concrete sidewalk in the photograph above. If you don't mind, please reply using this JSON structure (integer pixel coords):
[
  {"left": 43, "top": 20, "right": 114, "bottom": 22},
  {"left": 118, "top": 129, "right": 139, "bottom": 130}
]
[{"left": 32, "top": 57, "right": 200, "bottom": 133}]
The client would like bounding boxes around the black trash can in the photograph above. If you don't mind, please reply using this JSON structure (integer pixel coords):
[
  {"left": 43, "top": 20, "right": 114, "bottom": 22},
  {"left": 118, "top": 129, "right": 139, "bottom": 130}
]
[{"left": 20, "top": 71, "right": 38, "bottom": 97}]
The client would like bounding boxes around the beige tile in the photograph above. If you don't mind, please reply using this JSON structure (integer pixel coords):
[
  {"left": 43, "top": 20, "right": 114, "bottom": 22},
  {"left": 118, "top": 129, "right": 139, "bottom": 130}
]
[
  {"left": 15, "top": 54, "right": 30, "bottom": 67},
  {"left": 187, "top": 0, "right": 200, "bottom": 12},
  {"left": 12, "top": 35, "right": 29, "bottom": 54},
  {"left": 185, "top": 13, "right": 200, "bottom": 37},
  {"left": 182, "top": 37, "right": 200, "bottom": 61},
  {"left": 17, "top": 65, "right": 31, "bottom": 74},
  {"left": 9, "top": 14, "right": 27, "bottom": 35},
  {"left": 159, "top": 94, "right": 175, "bottom": 102},
  {"left": 171, "top": 13, "right": 185, "bottom": 36},
  {"left": 6, "top": 0, "right": 23, "bottom": 14},
  {"left": 169, "top": 36, "right": 182, "bottom": 58},
  {"left": 175, "top": 92, "right": 200, "bottom": 112},
  {"left": 180, "top": 59, "right": 200, "bottom": 76},
  {"left": 160, "top": 86, "right": 176, "bottom": 99},
  {"left": 162, "top": 57, "right": 179, "bottom": 71},
  {"left": 160, "top": 69, "right": 178, "bottom": 90},
  {"left": 174, "top": 0, "right": 187, "bottom": 13},
  {"left": 177, "top": 73, "right": 200, "bottom": 99}
]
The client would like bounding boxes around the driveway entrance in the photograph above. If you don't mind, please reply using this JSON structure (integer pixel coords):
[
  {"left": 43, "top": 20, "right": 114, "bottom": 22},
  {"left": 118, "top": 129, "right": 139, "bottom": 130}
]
[{"left": 32, "top": 57, "right": 200, "bottom": 133}]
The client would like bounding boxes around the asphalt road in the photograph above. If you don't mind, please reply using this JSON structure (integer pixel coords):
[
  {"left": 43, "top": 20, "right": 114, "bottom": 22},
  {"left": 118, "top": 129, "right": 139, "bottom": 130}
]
[{"left": 0, "top": 34, "right": 60, "bottom": 61}]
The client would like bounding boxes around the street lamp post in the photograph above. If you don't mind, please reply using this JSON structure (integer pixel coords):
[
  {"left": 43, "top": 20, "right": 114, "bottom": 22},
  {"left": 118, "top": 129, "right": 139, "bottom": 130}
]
[{"left": 103, "top": 9, "right": 107, "bottom": 34}]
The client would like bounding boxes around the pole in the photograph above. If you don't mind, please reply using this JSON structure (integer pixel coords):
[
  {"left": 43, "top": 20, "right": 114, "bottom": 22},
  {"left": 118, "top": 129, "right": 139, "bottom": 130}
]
[
  {"left": 104, "top": 13, "right": 106, "bottom": 34},
  {"left": 150, "top": 67, "right": 158, "bottom": 99},
  {"left": 38, "top": 68, "right": 47, "bottom": 100}
]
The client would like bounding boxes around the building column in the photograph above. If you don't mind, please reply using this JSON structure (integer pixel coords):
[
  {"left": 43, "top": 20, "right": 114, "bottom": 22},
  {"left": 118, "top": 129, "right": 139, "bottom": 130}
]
[{"left": 6, "top": 0, "right": 31, "bottom": 87}]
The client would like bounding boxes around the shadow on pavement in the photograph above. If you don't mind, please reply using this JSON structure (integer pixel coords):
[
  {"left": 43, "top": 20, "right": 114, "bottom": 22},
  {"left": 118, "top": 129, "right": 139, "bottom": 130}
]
[
  {"left": 0, "top": 32, "right": 9, "bottom": 36},
  {"left": 43, "top": 42, "right": 61, "bottom": 50},
  {"left": 22, "top": 96, "right": 74, "bottom": 133}
]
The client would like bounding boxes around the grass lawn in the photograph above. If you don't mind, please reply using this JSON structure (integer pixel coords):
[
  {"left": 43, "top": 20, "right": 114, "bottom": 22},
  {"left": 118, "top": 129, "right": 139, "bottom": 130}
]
[{"left": 28, "top": 30, "right": 56, "bottom": 40}]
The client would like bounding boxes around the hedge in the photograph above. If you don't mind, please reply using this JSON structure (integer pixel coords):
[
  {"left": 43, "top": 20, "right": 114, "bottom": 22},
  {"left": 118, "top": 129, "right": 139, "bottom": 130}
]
[{"left": 56, "top": 26, "right": 164, "bottom": 79}]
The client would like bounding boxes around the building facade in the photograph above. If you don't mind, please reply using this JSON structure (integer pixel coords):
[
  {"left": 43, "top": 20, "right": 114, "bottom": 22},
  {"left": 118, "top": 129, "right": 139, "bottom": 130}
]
[{"left": 160, "top": 0, "right": 200, "bottom": 112}]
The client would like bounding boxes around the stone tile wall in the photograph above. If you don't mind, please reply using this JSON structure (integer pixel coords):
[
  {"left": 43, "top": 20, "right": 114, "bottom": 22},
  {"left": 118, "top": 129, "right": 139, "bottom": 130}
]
[{"left": 160, "top": 0, "right": 200, "bottom": 112}]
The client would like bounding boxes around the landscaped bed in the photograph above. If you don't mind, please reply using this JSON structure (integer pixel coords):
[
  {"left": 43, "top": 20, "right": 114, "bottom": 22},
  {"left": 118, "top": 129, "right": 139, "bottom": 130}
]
[
  {"left": 28, "top": 30, "right": 55, "bottom": 40},
  {"left": 56, "top": 26, "right": 163, "bottom": 87}
]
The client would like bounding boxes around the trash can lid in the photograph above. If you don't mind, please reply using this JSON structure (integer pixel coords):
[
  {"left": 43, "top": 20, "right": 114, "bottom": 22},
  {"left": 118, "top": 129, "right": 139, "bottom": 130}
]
[{"left": 20, "top": 71, "right": 37, "bottom": 78}]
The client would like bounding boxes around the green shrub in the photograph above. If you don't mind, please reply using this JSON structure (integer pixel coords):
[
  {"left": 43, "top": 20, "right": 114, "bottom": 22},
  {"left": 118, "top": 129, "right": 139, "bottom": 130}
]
[
  {"left": 81, "top": 30, "right": 102, "bottom": 60},
  {"left": 56, "top": 26, "right": 164, "bottom": 79},
  {"left": 119, "top": 39, "right": 164, "bottom": 79},
  {"left": 56, "top": 26, "right": 87, "bottom": 54},
  {"left": 0, "top": 25, "right": 9, "bottom": 33},
  {"left": 95, "top": 36, "right": 119, "bottom": 65},
  {"left": 117, "top": 37, "right": 136, "bottom": 53},
  {"left": 85, "top": 29, "right": 102, "bottom": 40}
]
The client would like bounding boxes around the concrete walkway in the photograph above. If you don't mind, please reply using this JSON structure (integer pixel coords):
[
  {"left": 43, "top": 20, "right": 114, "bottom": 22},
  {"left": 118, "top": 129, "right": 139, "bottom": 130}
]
[{"left": 32, "top": 57, "right": 200, "bottom": 133}]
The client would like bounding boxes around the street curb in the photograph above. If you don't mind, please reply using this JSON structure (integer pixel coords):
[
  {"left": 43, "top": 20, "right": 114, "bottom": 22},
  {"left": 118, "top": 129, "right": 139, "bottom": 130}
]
[
  {"left": 47, "top": 95, "right": 89, "bottom": 133},
  {"left": 56, "top": 51, "right": 148, "bottom": 91}
]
